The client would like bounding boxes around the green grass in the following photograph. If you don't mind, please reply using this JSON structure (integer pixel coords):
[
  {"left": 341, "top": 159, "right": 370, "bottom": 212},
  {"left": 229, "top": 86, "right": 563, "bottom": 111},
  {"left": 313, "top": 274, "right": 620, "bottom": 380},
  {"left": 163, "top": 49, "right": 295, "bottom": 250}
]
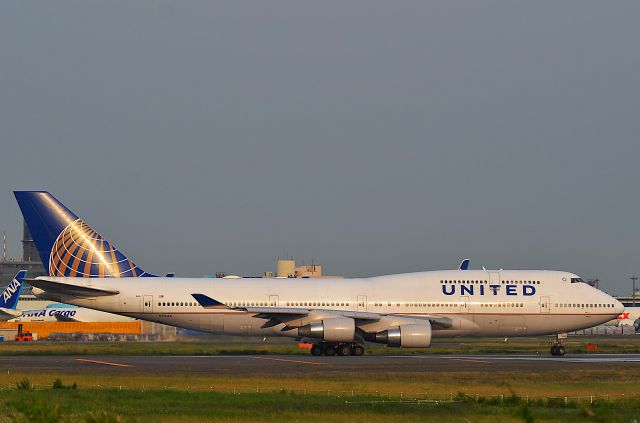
[
  {"left": 1, "top": 337, "right": 639, "bottom": 421},
  {"left": 1, "top": 360, "right": 639, "bottom": 422},
  {"left": 0, "top": 386, "right": 639, "bottom": 423},
  {"left": 0, "top": 336, "right": 639, "bottom": 356},
  {"left": 4, "top": 367, "right": 640, "bottom": 400}
]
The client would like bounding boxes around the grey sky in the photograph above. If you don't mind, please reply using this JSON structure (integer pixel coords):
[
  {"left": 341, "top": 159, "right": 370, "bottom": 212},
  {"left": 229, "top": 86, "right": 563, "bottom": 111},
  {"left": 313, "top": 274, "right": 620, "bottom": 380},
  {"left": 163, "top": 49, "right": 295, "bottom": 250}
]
[{"left": 1, "top": 2, "right": 639, "bottom": 294}]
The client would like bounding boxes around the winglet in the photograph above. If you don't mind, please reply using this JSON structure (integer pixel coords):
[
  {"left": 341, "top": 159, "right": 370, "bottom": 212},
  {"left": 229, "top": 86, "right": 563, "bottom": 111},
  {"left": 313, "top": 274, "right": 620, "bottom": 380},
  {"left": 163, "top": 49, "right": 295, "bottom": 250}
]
[
  {"left": 458, "top": 259, "right": 470, "bottom": 270},
  {"left": 191, "top": 294, "right": 229, "bottom": 309}
]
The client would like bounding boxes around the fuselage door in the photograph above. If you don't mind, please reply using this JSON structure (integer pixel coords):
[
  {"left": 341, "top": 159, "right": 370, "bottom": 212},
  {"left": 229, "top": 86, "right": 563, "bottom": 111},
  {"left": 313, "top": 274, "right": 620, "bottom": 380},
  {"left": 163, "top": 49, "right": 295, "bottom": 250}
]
[
  {"left": 269, "top": 295, "right": 279, "bottom": 307},
  {"left": 357, "top": 295, "right": 367, "bottom": 312},
  {"left": 540, "top": 296, "right": 550, "bottom": 314},
  {"left": 143, "top": 295, "right": 153, "bottom": 313},
  {"left": 461, "top": 296, "right": 469, "bottom": 313}
]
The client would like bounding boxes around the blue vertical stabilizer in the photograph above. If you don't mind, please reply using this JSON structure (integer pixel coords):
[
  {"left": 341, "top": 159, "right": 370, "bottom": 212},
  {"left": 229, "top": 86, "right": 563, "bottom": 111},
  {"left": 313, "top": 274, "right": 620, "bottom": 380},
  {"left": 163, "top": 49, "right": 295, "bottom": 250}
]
[
  {"left": 0, "top": 270, "right": 27, "bottom": 309},
  {"left": 14, "top": 191, "right": 154, "bottom": 277}
]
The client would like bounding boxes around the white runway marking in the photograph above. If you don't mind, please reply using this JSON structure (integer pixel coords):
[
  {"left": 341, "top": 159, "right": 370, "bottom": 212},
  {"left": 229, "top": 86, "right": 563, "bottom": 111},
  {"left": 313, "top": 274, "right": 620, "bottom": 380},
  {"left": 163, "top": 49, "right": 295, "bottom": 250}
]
[{"left": 388, "top": 354, "right": 640, "bottom": 363}]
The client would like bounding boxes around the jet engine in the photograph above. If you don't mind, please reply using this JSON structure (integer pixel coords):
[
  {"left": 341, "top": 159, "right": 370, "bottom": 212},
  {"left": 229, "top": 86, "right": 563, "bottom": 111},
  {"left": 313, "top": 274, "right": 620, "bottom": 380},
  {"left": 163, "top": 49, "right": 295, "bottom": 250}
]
[
  {"left": 366, "top": 323, "right": 432, "bottom": 348},
  {"left": 297, "top": 317, "right": 355, "bottom": 342}
]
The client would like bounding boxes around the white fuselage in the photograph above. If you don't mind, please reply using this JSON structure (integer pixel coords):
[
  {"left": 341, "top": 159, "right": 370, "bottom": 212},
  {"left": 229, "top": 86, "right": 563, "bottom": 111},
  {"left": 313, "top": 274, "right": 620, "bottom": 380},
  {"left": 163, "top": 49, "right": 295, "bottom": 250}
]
[{"left": 33, "top": 270, "right": 623, "bottom": 341}]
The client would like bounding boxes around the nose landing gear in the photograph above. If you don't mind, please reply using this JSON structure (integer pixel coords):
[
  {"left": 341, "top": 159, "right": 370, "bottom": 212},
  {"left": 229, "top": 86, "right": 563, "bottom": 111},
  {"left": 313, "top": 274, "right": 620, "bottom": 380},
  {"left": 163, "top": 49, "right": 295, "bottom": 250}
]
[
  {"left": 550, "top": 333, "right": 567, "bottom": 356},
  {"left": 310, "top": 341, "right": 365, "bottom": 356}
]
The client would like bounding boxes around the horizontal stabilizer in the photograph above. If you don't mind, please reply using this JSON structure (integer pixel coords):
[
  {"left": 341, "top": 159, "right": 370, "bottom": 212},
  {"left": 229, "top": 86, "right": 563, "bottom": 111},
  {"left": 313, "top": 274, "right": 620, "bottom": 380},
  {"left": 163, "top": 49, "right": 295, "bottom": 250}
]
[
  {"left": 0, "top": 307, "right": 22, "bottom": 319},
  {"left": 191, "top": 294, "right": 229, "bottom": 309},
  {"left": 25, "top": 278, "right": 120, "bottom": 298}
]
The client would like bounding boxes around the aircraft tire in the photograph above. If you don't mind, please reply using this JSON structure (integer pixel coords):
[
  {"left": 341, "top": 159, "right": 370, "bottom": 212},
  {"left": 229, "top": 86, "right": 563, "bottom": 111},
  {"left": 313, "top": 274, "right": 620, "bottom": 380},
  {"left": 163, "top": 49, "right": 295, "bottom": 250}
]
[
  {"left": 352, "top": 345, "right": 365, "bottom": 356},
  {"left": 336, "top": 344, "right": 351, "bottom": 356},
  {"left": 557, "top": 345, "right": 566, "bottom": 356},
  {"left": 310, "top": 345, "right": 323, "bottom": 356},
  {"left": 324, "top": 344, "right": 336, "bottom": 356}
]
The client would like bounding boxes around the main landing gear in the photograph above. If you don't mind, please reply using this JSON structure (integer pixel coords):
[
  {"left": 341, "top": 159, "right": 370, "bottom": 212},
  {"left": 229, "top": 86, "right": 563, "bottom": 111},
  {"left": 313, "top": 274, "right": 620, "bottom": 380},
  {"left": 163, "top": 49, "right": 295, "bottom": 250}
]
[
  {"left": 310, "top": 342, "right": 365, "bottom": 356},
  {"left": 550, "top": 333, "right": 567, "bottom": 356}
]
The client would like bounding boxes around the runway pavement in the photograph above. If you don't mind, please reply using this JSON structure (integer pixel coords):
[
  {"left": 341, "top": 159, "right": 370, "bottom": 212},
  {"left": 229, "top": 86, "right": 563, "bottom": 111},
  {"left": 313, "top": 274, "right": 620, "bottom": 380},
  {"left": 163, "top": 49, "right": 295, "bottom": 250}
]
[{"left": 1, "top": 354, "right": 640, "bottom": 376}]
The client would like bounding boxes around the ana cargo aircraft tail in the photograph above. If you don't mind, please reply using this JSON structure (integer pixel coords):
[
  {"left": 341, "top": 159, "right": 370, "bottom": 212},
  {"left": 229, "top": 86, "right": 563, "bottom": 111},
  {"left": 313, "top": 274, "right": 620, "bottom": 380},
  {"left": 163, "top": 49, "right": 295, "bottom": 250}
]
[
  {"left": 0, "top": 270, "right": 26, "bottom": 320},
  {"left": 16, "top": 191, "right": 624, "bottom": 357}
]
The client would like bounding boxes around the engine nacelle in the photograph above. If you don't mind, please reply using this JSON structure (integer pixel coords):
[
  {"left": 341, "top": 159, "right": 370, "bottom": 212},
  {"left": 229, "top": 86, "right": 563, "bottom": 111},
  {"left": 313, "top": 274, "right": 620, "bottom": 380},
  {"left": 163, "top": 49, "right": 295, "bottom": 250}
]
[
  {"left": 367, "top": 323, "right": 432, "bottom": 348},
  {"left": 297, "top": 317, "right": 355, "bottom": 342}
]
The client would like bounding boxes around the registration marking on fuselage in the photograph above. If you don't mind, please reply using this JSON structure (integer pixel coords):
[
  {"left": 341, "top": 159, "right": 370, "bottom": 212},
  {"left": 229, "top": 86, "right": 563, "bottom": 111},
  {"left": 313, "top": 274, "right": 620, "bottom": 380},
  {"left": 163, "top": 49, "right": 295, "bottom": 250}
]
[
  {"left": 249, "top": 356, "right": 326, "bottom": 366},
  {"left": 75, "top": 358, "right": 133, "bottom": 367}
]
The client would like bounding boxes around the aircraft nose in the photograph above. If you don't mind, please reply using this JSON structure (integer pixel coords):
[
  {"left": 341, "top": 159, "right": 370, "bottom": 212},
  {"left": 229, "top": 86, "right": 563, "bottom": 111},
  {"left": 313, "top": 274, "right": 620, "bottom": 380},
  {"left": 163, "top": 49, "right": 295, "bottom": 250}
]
[{"left": 614, "top": 299, "right": 625, "bottom": 315}]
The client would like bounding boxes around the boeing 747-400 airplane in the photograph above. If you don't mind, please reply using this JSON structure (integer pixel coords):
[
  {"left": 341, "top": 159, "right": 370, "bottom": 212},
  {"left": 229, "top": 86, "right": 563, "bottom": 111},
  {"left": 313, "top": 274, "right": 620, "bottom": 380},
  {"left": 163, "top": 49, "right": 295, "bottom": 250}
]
[{"left": 15, "top": 191, "right": 623, "bottom": 356}]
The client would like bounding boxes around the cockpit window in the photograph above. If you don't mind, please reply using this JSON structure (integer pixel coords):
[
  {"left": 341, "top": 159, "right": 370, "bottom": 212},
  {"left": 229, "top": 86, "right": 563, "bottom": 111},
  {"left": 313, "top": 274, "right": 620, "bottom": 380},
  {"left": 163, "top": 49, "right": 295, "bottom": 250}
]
[{"left": 570, "top": 277, "right": 585, "bottom": 284}]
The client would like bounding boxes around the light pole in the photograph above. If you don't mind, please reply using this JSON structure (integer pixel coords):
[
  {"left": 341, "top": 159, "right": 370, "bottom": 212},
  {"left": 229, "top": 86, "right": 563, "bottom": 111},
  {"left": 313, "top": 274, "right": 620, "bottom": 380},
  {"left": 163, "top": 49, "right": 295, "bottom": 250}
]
[{"left": 632, "top": 276, "right": 638, "bottom": 307}]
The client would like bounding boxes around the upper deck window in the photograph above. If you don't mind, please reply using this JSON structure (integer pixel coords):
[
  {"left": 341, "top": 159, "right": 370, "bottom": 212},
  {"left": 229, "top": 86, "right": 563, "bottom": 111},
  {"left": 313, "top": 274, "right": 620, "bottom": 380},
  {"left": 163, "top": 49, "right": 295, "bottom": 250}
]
[{"left": 570, "top": 277, "right": 585, "bottom": 284}]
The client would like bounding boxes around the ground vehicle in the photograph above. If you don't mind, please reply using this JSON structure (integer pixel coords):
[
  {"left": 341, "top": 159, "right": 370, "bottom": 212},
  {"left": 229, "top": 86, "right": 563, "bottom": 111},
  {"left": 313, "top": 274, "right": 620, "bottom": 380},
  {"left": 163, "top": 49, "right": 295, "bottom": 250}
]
[{"left": 15, "top": 324, "right": 33, "bottom": 342}]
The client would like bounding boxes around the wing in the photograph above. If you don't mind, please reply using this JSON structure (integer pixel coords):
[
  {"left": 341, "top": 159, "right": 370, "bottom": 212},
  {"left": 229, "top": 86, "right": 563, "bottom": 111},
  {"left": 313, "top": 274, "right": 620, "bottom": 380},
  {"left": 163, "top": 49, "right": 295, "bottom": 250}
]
[
  {"left": 191, "top": 294, "right": 453, "bottom": 330},
  {"left": 25, "top": 278, "right": 120, "bottom": 298}
]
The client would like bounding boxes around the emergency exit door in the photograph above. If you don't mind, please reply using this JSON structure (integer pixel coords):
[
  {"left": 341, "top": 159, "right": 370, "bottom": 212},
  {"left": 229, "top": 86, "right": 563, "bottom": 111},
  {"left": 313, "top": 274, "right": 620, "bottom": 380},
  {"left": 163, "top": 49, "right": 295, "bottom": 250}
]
[
  {"left": 460, "top": 296, "right": 469, "bottom": 313},
  {"left": 540, "top": 296, "right": 550, "bottom": 314},
  {"left": 143, "top": 295, "right": 153, "bottom": 313},
  {"left": 357, "top": 295, "right": 367, "bottom": 311}
]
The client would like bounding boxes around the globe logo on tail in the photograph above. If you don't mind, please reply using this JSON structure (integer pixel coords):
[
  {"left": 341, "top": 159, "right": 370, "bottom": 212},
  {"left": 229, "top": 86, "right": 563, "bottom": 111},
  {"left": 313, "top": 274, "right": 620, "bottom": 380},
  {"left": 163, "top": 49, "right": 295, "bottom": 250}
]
[{"left": 49, "top": 219, "right": 142, "bottom": 277}]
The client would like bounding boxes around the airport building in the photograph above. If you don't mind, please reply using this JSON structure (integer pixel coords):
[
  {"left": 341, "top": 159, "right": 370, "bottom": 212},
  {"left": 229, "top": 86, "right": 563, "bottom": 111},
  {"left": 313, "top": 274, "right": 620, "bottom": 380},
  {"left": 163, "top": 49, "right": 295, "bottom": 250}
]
[
  {"left": 265, "top": 258, "right": 343, "bottom": 278},
  {"left": 0, "top": 222, "right": 49, "bottom": 309},
  {"left": 0, "top": 221, "right": 46, "bottom": 285},
  {"left": 614, "top": 295, "right": 640, "bottom": 308}
]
